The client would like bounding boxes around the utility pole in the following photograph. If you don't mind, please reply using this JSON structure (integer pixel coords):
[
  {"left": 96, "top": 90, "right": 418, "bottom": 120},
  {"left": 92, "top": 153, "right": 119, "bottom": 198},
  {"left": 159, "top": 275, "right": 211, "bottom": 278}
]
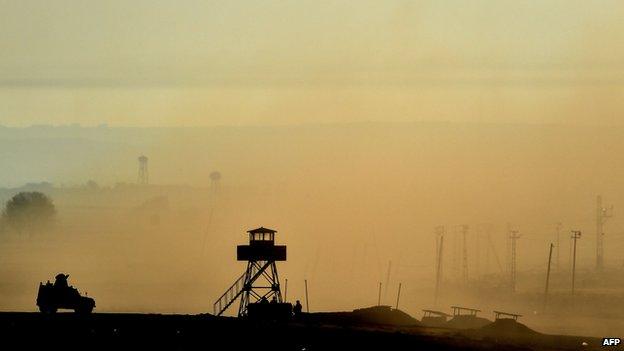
[
  {"left": 506, "top": 223, "right": 512, "bottom": 275},
  {"left": 395, "top": 283, "right": 402, "bottom": 310},
  {"left": 509, "top": 229, "right": 521, "bottom": 292},
  {"left": 571, "top": 231, "right": 582, "bottom": 295},
  {"left": 556, "top": 222, "right": 562, "bottom": 271},
  {"left": 485, "top": 226, "right": 491, "bottom": 276},
  {"left": 475, "top": 225, "right": 481, "bottom": 280},
  {"left": 377, "top": 282, "right": 382, "bottom": 306},
  {"left": 596, "top": 195, "right": 613, "bottom": 271},
  {"left": 461, "top": 225, "right": 469, "bottom": 285},
  {"left": 304, "top": 279, "right": 310, "bottom": 313},
  {"left": 434, "top": 226, "right": 444, "bottom": 306},
  {"left": 543, "top": 243, "right": 554, "bottom": 311}
]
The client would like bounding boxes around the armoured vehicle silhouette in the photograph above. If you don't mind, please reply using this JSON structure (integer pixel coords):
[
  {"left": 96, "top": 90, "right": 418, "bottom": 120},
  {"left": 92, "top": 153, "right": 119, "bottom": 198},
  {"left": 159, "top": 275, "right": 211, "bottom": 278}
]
[{"left": 36, "top": 274, "right": 95, "bottom": 314}]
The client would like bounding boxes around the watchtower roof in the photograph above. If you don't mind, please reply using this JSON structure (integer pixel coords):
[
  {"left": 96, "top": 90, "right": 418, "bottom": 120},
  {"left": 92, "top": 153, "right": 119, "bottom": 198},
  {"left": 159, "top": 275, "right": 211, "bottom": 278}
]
[{"left": 247, "top": 227, "right": 277, "bottom": 235}]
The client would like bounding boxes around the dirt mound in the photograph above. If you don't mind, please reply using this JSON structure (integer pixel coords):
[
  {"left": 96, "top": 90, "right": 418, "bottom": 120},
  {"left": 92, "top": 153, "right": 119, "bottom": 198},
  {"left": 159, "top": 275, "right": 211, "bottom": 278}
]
[
  {"left": 304, "top": 305, "right": 422, "bottom": 327},
  {"left": 351, "top": 306, "right": 421, "bottom": 326},
  {"left": 444, "top": 315, "right": 491, "bottom": 329},
  {"left": 421, "top": 316, "right": 449, "bottom": 327},
  {"left": 479, "top": 318, "right": 539, "bottom": 337}
]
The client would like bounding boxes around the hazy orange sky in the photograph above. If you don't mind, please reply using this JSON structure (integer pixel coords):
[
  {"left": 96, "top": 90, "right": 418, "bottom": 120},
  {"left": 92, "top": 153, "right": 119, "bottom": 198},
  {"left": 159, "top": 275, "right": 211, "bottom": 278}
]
[
  {"left": 1, "top": 0, "right": 624, "bottom": 127},
  {"left": 2, "top": 3, "right": 624, "bottom": 336}
]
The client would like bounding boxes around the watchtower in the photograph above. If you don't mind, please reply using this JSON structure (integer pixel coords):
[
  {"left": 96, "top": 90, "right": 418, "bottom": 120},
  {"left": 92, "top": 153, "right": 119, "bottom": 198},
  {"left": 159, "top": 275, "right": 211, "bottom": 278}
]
[
  {"left": 213, "top": 227, "right": 287, "bottom": 317},
  {"left": 137, "top": 155, "right": 148, "bottom": 185}
]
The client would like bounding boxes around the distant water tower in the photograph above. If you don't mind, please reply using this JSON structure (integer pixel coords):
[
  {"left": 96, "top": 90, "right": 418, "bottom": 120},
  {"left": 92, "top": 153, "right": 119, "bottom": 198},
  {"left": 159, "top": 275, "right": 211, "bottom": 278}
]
[
  {"left": 138, "top": 155, "right": 149, "bottom": 185},
  {"left": 209, "top": 171, "right": 221, "bottom": 193}
]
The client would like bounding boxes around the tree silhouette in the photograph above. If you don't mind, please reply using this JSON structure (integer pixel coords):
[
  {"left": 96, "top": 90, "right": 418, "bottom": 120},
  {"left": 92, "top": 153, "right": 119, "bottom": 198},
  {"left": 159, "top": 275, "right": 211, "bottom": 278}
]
[{"left": 2, "top": 192, "right": 56, "bottom": 234}]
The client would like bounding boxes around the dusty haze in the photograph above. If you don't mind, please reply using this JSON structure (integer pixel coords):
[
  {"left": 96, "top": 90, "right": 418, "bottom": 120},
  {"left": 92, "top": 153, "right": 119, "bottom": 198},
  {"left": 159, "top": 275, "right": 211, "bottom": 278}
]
[
  {"left": 0, "top": 123, "right": 623, "bottom": 337},
  {"left": 1, "top": 0, "right": 624, "bottom": 339}
]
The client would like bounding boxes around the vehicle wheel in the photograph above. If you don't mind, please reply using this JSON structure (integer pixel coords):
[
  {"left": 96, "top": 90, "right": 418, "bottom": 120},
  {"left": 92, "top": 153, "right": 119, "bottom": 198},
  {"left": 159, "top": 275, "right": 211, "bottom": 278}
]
[
  {"left": 75, "top": 306, "right": 93, "bottom": 314},
  {"left": 39, "top": 306, "right": 57, "bottom": 314}
]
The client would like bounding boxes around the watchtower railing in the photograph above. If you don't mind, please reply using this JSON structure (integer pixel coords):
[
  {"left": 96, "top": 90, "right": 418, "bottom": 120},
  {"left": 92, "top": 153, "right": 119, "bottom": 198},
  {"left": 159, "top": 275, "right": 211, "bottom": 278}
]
[
  {"left": 213, "top": 272, "right": 246, "bottom": 316},
  {"left": 450, "top": 306, "right": 481, "bottom": 316},
  {"left": 493, "top": 310, "right": 522, "bottom": 321}
]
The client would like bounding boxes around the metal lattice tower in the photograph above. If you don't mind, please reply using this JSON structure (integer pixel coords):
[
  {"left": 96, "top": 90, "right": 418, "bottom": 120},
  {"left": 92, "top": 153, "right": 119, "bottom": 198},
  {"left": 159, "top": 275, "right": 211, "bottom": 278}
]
[
  {"left": 213, "top": 227, "right": 286, "bottom": 317},
  {"left": 509, "top": 229, "right": 521, "bottom": 292},
  {"left": 596, "top": 195, "right": 613, "bottom": 271},
  {"left": 138, "top": 155, "right": 149, "bottom": 185},
  {"left": 571, "top": 230, "right": 582, "bottom": 294}
]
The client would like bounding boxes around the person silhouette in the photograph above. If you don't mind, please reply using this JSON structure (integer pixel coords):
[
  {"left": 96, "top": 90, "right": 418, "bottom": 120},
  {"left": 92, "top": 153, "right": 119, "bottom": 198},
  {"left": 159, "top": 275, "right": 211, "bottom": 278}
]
[
  {"left": 260, "top": 296, "right": 269, "bottom": 304},
  {"left": 293, "top": 300, "right": 303, "bottom": 317},
  {"left": 54, "top": 274, "right": 69, "bottom": 288},
  {"left": 270, "top": 296, "right": 278, "bottom": 304}
]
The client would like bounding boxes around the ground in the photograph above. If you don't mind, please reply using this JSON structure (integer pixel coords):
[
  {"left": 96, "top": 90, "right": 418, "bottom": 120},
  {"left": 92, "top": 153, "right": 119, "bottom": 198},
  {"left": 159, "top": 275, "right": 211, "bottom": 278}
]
[{"left": 0, "top": 312, "right": 606, "bottom": 351}]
